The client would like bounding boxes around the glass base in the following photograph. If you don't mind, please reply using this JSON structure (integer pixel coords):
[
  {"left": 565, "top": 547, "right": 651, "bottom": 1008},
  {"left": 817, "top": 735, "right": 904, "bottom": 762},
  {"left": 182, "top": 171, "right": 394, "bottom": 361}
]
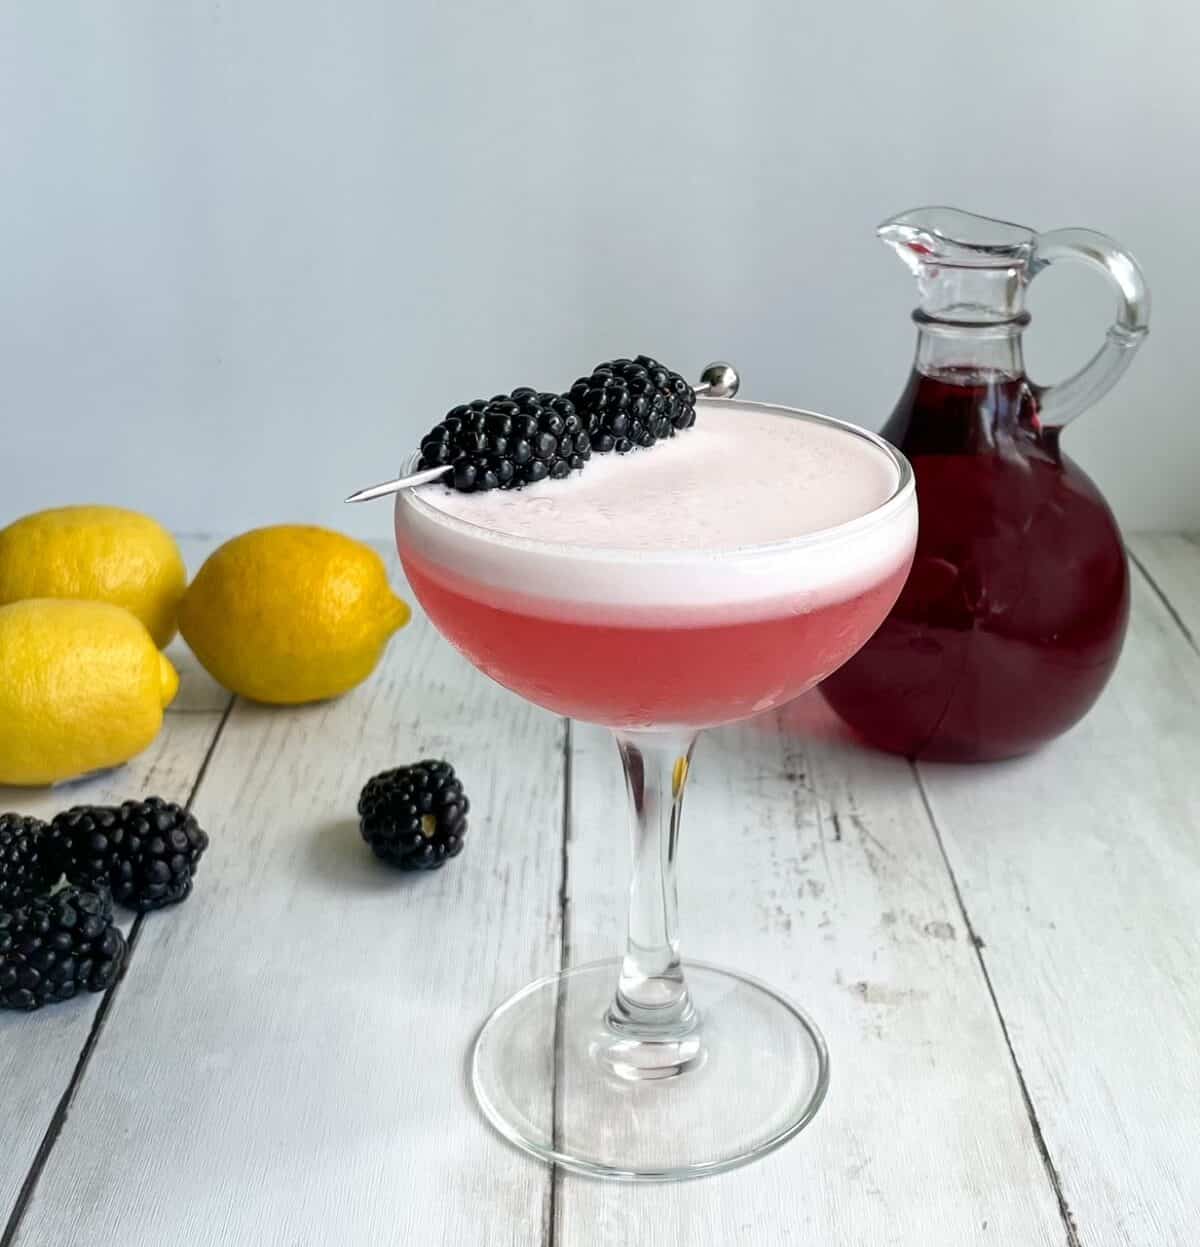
[{"left": 471, "top": 959, "right": 829, "bottom": 1182}]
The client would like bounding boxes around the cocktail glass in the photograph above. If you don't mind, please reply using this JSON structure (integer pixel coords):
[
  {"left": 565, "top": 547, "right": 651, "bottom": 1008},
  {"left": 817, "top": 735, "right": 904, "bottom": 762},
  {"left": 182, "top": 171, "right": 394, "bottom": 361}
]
[{"left": 394, "top": 398, "right": 917, "bottom": 1181}]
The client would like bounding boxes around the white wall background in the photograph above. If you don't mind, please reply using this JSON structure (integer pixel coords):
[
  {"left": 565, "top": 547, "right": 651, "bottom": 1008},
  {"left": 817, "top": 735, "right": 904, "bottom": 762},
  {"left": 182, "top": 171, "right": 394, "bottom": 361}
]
[{"left": 1, "top": 1, "right": 1195, "bottom": 538}]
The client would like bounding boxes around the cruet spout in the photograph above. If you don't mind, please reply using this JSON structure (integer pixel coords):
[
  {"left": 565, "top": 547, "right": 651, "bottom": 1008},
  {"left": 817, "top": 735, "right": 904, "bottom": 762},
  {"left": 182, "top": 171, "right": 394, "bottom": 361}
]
[{"left": 878, "top": 206, "right": 1037, "bottom": 323}]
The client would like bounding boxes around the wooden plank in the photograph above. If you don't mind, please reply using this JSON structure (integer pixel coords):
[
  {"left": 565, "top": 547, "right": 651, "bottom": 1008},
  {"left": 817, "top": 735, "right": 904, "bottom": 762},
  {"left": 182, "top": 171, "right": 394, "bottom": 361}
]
[
  {"left": 1129, "top": 533, "right": 1200, "bottom": 653},
  {"left": 917, "top": 561, "right": 1200, "bottom": 1247},
  {"left": 2, "top": 532, "right": 230, "bottom": 1230},
  {"left": 8, "top": 595, "right": 564, "bottom": 1246},
  {"left": 558, "top": 708, "right": 1065, "bottom": 1246},
  {"left": 0, "top": 714, "right": 227, "bottom": 1229}
]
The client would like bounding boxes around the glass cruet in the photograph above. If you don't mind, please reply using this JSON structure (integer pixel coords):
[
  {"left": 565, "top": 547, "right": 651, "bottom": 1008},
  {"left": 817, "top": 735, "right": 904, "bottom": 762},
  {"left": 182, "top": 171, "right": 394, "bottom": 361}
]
[{"left": 822, "top": 205, "right": 1150, "bottom": 762}]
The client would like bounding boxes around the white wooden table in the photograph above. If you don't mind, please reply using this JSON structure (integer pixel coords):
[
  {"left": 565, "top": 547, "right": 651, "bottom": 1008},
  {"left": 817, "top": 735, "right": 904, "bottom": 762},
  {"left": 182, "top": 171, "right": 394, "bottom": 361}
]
[{"left": 2, "top": 534, "right": 1197, "bottom": 1247}]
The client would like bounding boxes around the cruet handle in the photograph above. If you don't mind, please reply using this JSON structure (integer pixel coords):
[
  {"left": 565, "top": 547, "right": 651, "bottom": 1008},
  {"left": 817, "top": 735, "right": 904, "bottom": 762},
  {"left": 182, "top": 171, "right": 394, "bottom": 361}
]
[{"left": 1029, "top": 228, "right": 1150, "bottom": 430}]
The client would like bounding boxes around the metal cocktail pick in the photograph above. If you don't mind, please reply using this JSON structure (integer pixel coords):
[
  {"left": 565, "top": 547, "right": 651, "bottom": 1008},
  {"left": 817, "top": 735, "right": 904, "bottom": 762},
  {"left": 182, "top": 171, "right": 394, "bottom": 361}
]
[{"left": 345, "top": 361, "right": 740, "bottom": 504}]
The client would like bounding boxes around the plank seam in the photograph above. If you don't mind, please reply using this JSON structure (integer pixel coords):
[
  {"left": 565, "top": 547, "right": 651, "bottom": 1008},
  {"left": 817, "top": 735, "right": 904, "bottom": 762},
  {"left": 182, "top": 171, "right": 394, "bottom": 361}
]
[
  {"left": 913, "top": 763, "right": 1083, "bottom": 1247},
  {"left": 545, "top": 718, "right": 572, "bottom": 1247},
  {"left": 0, "top": 694, "right": 236, "bottom": 1247},
  {"left": 1129, "top": 548, "right": 1200, "bottom": 656}
]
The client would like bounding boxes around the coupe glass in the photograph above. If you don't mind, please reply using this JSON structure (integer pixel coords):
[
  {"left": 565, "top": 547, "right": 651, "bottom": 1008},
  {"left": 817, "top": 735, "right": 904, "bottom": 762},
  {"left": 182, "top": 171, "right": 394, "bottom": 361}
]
[{"left": 394, "top": 398, "right": 917, "bottom": 1180}]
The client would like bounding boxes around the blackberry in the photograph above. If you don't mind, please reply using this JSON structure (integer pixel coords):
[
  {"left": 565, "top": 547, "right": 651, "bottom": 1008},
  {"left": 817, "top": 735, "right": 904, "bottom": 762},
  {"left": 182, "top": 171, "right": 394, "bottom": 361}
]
[
  {"left": 0, "top": 884, "right": 126, "bottom": 1011},
  {"left": 419, "top": 390, "right": 589, "bottom": 493},
  {"left": 48, "top": 797, "right": 210, "bottom": 912},
  {"left": 358, "top": 760, "right": 469, "bottom": 871},
  {"left": 0, "top": 814, "right": 58, "bottom": 908},
  {"left": 568, "top": 355, "right": 696, "bottom": 454}
]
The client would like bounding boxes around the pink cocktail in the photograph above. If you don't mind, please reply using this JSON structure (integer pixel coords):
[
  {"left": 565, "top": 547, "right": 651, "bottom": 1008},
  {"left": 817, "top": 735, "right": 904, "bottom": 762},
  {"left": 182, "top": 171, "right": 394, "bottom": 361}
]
[
  {"left": 394, "top": 396, "right": 916, "bottom": 1181},
  {"left": 400, "top": 555, "right": 909, "bottom": 729},
  {"left": 398, "top": 402, "right": 914, "bottom": 729}
]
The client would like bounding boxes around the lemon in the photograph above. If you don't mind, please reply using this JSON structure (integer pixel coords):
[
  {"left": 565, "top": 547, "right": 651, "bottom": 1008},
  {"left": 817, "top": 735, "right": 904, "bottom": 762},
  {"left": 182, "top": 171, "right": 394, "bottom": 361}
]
[
  {"left": 0, "top": 505, "right": 187, "bottom": 648},
  {"left": 0, "top": 599, "right": 179, "bottom": 787},
  {"left": 178, "top": 526, "right": 410, "bottom": 705}
]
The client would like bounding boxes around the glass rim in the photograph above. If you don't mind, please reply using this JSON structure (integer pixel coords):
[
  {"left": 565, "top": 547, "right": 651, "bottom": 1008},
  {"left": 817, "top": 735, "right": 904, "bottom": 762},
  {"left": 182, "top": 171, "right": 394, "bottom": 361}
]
[{"left": 396, "top": 398, "right": 915, "bottom": 565}]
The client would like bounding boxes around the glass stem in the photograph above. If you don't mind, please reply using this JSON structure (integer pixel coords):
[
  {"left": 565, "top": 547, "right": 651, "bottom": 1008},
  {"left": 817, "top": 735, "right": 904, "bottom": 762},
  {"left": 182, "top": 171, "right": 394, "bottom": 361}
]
[{"left": 606, "top": 730, "right": 699, "bottom": 1040}]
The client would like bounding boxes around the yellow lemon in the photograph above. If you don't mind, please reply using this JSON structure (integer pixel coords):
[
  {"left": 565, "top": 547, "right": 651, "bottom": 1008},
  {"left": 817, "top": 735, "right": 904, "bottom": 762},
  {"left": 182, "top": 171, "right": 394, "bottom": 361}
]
[
  {"left": 178, "top": 525, "right": 410, "bottom": 705},
  {"left": 0, "top": 505, "right": 187, "bottom": 648},
  {"left": 0, "top": 599, "right": 179, "bottom": 787}
]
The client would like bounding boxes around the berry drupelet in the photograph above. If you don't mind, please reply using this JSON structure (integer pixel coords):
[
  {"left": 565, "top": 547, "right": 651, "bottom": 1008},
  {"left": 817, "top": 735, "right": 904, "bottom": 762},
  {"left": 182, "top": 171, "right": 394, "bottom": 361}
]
[
  {"left": 0, "top": 813, "right": 58, "bottom": 909},
  {"left": 568, "top": 355, "right": 696, "bottom": 454},
  {"left": 0, "top": 884, "right": 126, "bottom": 1011},
  {"left": 48, "top": 797, "right": 210, "bottom": 912},
  {"left": 418, "top": 390, "right": 590, "bottom": 493},
  {"left": 358, "top": 760, "right": 469, "bottom": 871}
]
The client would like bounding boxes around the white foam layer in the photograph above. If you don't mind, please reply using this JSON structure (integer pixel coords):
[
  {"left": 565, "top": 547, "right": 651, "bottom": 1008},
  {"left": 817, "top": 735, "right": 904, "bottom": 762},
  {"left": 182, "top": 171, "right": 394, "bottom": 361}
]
[
  {"left": 395, "top": 400, "right": 917, "bottom": 622},
  {"left": 423, "top": 404, "right": 900, "bottom": 550}
]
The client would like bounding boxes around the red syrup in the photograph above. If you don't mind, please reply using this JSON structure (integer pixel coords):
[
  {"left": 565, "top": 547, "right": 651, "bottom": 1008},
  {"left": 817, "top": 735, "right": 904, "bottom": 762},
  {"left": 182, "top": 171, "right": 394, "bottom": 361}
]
[{"left": 821, "top": 367, "right": 1129, "bottom": 762}]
